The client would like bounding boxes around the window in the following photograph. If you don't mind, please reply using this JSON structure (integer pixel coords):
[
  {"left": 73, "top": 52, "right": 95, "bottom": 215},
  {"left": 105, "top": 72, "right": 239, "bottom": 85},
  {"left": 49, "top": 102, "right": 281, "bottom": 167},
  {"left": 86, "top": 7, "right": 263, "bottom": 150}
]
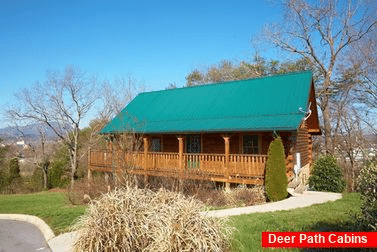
[
  {"left": 243, "top": 135, "right": 259, "bottom": 154},
  {"left": 151, "top": 138, "right": 161, "bottom": 152}
]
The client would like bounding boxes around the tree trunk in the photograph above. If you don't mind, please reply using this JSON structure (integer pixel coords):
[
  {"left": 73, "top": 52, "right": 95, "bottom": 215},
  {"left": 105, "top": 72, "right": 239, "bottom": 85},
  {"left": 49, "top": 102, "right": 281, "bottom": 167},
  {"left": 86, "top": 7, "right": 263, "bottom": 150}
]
[
  {"left": 43, "top": 169, "right": 48, "bottom": 189},
  {"left": 71, "top": 129, "right": 80, "bottom": 189},
  {"left": 69, "top": 148, "right": 77, "bottom": 189},
  {"left": 323, "top": 104, "right": 332, "bottom": 154},
  {"left": 322, "top": 71, "right": 334, "bottom": 154}
]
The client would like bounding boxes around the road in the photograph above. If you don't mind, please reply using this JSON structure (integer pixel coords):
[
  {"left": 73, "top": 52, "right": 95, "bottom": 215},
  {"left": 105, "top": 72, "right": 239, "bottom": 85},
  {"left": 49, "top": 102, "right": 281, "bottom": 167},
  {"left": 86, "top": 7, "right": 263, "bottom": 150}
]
[{"left": 0, "top": 219, "right": 51, "bottom": 252}]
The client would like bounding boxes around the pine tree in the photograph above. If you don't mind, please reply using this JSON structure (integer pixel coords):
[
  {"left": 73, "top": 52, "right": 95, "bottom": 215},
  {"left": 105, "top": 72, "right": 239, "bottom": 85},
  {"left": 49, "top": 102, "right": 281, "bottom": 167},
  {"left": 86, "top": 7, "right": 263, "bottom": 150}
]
[
  {"left": 265, "top": 136, "right": 288, "bottom": 201},
  {"left": 9, "top": 157, "right": 20, "bottom": 180}
]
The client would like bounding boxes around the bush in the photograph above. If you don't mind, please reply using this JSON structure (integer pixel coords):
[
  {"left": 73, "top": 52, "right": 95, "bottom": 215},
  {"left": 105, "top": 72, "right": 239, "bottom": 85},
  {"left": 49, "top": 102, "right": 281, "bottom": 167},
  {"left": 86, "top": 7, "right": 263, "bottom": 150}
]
[
  {"left": 48, "top": 159, "right": 70, "bottom": 188},
  {"left": 139, "top": 175, "right": 266, "bottom": 208},
  {"left": 309, "top": 155, "right": 345, "bottom": 193},
  {"left": 357, "top": 162, "right": 377, "bottom": 229},
  {"left": 9, "top": 157, "right": 20, "bottom": 180},
  {"left": 31, "top": 167, "right": 45, "bottom": 192},
  {"left": 72, "top": 187, "right": 234, "bottom": 252},
  {"left": 66, "top": 175, "right": 115, "bottom": 205},
  {"left": 265, "top": 136, "right": 288, "bottom": 201},
  {"left": 0, "top": 168, "right": 9, "bottom": 192}
]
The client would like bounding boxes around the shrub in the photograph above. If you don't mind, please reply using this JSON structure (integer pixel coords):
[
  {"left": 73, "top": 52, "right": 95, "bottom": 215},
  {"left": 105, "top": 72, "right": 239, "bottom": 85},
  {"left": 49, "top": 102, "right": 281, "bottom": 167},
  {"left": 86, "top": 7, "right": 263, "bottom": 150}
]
[
  {"left": 31, "top": 167, "right": 45, "bottom": 192},
  {"left": 309, "top": 155, "right": 345, "bottom": 193},
  {"left": 357, "top": 162, "right": 377, "bottom": 229},
  {"left": 72, "top": 187, "right": 234, "bottom": 252},
  {"left": 0, "top": 168, "right": 10, "bottom": 192},
  {"left": 265, "top": 136, "right": 288, "bottom": 201},
  {"left": 9, "top": 157, "right": 20, "bottom": 180},
  {"left": 207, "top": 186, "right": 266, "bottom": 208},
  {"left": 48, "top": 159, "right": 70, "bottom": 188},
  {"left": 233, "top": 186, "right": 266, "bottom": 206},
  {"left": 66, "top": 175, "right": 115, "bottom": 205},
  {"left": 1, "top": 176, "right": 35, "bottom": 194}
]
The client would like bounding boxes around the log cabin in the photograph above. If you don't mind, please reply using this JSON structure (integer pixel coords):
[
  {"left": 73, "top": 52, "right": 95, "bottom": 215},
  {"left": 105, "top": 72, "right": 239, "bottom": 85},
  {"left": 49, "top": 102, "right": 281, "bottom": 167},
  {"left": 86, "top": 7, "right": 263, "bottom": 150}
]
[{"left": 88, "top": 71, "right": 321, "bottom": 186}]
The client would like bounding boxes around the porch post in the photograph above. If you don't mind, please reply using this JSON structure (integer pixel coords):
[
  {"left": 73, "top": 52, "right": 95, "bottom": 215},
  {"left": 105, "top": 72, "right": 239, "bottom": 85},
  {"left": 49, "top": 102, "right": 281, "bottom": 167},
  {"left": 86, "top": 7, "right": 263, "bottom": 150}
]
[
  {"left": 223, "top": 135, "right": 231, "bottom": 190},
  {"left": 143, "top": 136, "right": 149, "bottom": 185},
  {"left": 177, "top": 136, "right": 184, "bottom": 170},
  {"left": 108, "top": 136, "right": 116, "bottom": 183}
]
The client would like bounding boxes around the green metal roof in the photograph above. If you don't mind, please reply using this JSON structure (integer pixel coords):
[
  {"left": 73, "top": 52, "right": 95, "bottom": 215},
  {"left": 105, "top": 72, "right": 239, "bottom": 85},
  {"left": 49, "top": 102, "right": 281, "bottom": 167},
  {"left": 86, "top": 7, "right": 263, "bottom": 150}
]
[{"left": 101, "top": 71, "right": 313, "bottom": 134}]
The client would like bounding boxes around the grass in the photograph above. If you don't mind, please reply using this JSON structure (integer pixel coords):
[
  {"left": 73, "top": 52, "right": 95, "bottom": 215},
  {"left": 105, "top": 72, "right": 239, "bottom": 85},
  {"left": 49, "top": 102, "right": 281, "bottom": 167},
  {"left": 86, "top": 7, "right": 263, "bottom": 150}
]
[
  {"left": 231, "top": 193, "right": 363, "bottom": 251},
  {"left": 0, "top": 191, "right": 86, "bottom": 235},
  {"left": 0, "top": 191, "right": 365, "bottom": 251}
]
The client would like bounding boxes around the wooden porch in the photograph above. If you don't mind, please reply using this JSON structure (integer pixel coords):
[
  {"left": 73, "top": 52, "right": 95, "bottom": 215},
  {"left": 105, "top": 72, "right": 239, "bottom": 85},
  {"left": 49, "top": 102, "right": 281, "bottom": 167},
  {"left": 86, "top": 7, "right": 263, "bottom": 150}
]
[{"left": 88, "top": 149, "right": 267, "bottom": 185}]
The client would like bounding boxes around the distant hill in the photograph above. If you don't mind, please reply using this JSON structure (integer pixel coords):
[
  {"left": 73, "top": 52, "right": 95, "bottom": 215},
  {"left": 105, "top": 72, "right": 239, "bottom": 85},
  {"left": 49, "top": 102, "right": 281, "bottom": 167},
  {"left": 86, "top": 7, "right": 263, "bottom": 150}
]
[{"left": 0, "top": 122, "right": 71, "bottom": 141}]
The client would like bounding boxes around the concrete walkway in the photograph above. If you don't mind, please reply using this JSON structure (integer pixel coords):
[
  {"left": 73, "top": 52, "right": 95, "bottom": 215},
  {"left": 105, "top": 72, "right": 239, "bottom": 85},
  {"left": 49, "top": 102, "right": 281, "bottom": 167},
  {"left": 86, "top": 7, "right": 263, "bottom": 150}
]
[
  {"left": 203, "top": 190, "right": 342, "bottom": 218},
  {"left": 0, "top": 191, "right": 342, "bottom": 252}
]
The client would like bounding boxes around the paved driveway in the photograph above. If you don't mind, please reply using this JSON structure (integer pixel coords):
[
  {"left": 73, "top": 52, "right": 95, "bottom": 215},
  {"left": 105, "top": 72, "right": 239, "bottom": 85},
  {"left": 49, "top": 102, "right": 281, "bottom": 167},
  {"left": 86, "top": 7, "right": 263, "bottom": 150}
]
[{"left": 0, "top": 219, "right": 51, "bottom": 252}]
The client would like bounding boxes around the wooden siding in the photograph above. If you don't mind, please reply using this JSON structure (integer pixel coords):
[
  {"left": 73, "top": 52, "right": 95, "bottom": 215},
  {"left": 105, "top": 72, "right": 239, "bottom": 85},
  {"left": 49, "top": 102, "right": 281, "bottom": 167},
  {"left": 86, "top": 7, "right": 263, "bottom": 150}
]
[
  {"left": 306, "top": 80, "right": 321, "bottom": 135},
  {"left": 202, "top": 134, "right": 224, "bottom": 154},
  {"left": 161, "top": 135, "right": 179, "bottom": 153},
  {"left": 294, "top": 122, "right": 311, "bottom": 168},
  {"left": 229, "top": 135, "right": 240, "bottom": 154}
]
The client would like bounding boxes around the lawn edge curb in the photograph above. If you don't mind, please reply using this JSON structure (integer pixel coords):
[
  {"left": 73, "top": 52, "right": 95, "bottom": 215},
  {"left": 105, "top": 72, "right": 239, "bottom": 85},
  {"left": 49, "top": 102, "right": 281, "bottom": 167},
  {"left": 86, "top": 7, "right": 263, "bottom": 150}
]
[{"left": 0, "top": 214, "right": 55, "bottom": 241}]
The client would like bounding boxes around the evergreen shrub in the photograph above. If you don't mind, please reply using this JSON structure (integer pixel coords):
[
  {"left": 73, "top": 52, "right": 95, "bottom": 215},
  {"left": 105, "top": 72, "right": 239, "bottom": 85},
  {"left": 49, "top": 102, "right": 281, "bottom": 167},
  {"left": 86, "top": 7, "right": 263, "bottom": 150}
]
[
  {"left": 0, "top": 168, "right": 9, "bottom": 191},
  {"left": 309, "top": 155, "right": 345, "bottom": 192},
  {"left": 9, "top": 157, "right": 20, "bottom": 180},
  {"left": 48, "top": 159, "right": 70, "bottom": 188},
  {"left": 265, "top": 136, "right": 288, "bottom": 201},
  {"left": 31, "top": 167, "right": 45, "bottom": 191},
  {"left": 357, "top": 162, "right": 377, "bottom": 229}
]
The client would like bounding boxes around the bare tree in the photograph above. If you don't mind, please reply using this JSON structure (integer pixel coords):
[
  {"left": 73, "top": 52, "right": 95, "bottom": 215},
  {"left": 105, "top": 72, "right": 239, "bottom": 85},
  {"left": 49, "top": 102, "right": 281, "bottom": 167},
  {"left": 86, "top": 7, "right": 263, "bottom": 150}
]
[
  {"left": 98, "top": 75, "right": 146, "bottom": 122},
  {"left": 332, "top": 102, "right": 372, "bottom": 191},
  {"left": 8, "top": 66, "right": 98, "bottom": 188},
  {"left": 14, "top": 124, "right": 52, "bottom": 189},
  {"left": 261, "top": 0, "right": 377, "bottom": 153}
]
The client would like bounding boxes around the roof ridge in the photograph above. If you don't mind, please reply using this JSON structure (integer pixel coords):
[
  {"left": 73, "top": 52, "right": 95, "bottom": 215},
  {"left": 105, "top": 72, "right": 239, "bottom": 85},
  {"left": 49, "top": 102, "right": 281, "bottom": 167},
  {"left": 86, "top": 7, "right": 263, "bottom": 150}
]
[{"left": 138, "top": 71, "right": 312, "bottom": 96}]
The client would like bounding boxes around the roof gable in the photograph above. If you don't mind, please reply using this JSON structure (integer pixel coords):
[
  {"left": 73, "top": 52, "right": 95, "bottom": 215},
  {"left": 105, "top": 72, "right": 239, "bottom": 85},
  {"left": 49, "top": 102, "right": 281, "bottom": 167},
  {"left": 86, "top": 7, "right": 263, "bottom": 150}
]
[{"left": 101, "top": 71, "right": 314, "bottom": 134}]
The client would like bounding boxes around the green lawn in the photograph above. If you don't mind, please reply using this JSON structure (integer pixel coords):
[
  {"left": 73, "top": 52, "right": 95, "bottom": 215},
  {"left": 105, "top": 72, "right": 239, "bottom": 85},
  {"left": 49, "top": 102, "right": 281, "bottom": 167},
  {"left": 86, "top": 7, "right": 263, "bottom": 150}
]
[
  {"left": 0, "top": 192, "right": 363, "bottom": 251},
  {"left": 0, "top": 191, "right": 86, "bottom": 235},
  {"left": 231, "top": 193, "right": 363, "bottom": 251}
]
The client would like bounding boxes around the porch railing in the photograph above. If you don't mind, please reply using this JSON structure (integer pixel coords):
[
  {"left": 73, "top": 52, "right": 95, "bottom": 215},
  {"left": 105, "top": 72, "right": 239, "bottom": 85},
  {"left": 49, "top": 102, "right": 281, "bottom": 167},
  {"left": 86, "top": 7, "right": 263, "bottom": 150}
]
[
  {"left": 229, "top": 154, "right": 266, "bottom": 177},
  {"left": 147, "top": 152, "right": 180, "bottom": 171},
  {"left": 89, "top": 150, "right": 266, "bottom": 178},
  {"left": 184, "top": 153, "right": 225, "bottom": 174}
]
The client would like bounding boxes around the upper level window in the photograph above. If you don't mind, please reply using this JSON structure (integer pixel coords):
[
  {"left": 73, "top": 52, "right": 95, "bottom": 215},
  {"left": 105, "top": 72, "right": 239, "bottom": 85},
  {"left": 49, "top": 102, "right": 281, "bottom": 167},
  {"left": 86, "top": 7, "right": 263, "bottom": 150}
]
[{"left": 243, "top": 135, "right": 259, "bottom": 154}]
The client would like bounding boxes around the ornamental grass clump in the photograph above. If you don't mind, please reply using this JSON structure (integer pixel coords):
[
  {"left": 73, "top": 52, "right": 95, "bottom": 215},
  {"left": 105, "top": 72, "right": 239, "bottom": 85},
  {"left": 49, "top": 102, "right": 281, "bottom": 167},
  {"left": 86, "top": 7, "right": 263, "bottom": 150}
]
[{"left": 71, "top": 186, "right": 234, "bottom": 252}]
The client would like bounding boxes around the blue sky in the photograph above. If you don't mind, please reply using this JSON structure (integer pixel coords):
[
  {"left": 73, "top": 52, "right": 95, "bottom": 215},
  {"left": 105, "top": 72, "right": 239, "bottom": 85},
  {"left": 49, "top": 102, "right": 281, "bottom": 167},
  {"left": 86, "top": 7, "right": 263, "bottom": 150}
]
[{"left": 1, "top": 0, "right": 282, "bottom": 128}]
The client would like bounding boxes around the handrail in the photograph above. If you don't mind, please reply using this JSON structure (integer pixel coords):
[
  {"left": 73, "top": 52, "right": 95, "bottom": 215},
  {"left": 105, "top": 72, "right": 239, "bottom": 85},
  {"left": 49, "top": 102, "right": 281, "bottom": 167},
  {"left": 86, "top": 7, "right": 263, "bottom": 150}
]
[{"left": 89, "top": 149, "right": 267, "bottom": 177}]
